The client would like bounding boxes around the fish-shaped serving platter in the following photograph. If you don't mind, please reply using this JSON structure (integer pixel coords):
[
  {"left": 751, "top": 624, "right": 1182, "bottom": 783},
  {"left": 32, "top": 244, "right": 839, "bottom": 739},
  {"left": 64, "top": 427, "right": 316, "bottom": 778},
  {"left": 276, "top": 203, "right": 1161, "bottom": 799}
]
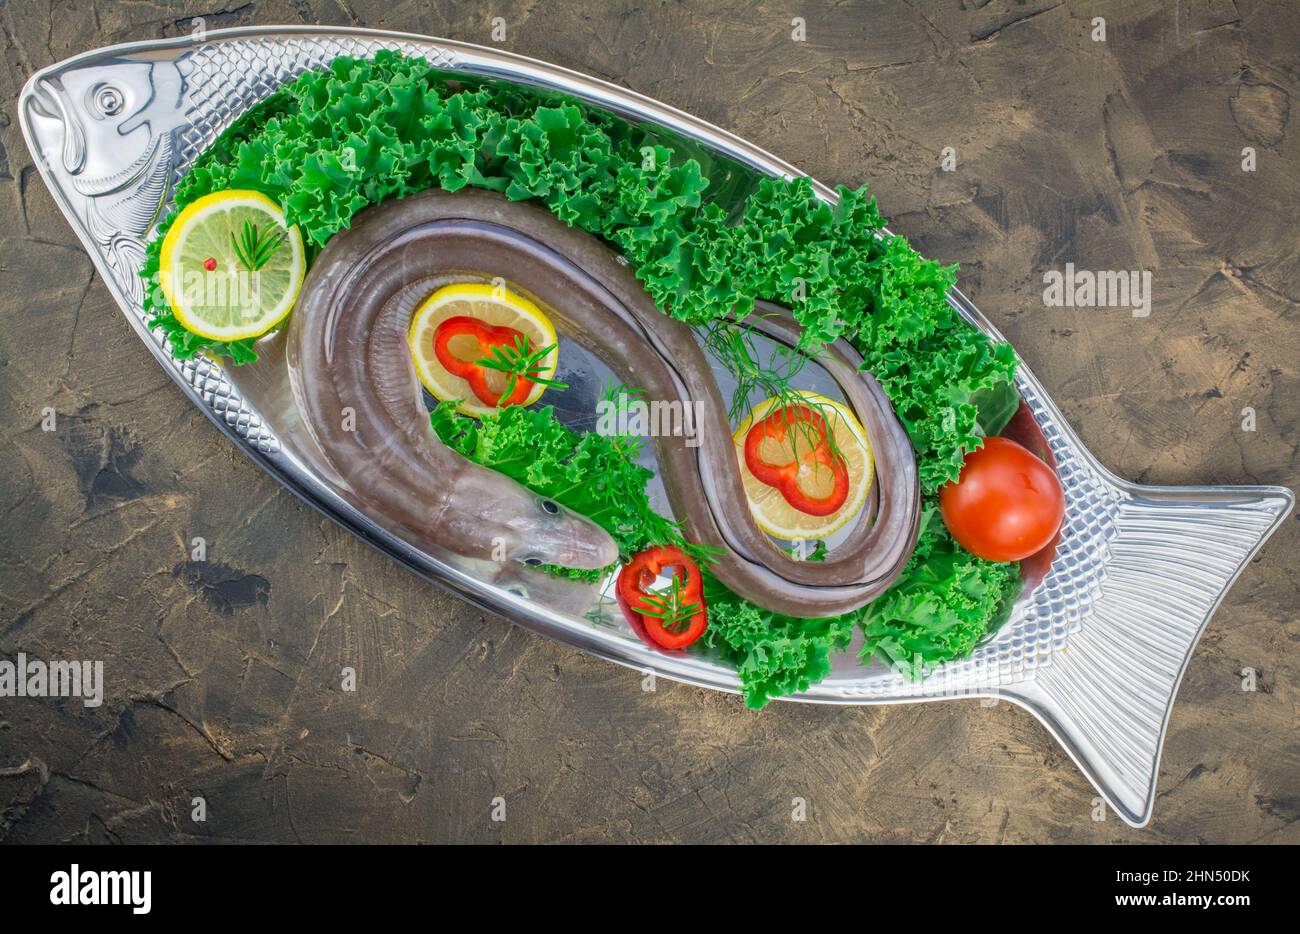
[{"left": 21, "top": 26, "right": 1293, "bottom": 827}]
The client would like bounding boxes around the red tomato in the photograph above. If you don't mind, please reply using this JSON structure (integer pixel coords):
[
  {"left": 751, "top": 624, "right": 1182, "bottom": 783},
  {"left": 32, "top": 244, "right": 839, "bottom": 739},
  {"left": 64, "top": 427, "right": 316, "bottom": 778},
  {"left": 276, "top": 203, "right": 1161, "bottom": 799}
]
[{"left": 939, "top": 437, "right": 1064, "bottom": 562}]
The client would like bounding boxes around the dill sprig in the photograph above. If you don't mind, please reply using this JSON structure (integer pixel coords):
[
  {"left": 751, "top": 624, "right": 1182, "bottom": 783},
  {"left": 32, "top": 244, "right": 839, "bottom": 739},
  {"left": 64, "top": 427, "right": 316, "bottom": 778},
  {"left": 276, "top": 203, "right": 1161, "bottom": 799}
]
[{"left": 700, "top": 317, "right": 854, "bottom": 462}]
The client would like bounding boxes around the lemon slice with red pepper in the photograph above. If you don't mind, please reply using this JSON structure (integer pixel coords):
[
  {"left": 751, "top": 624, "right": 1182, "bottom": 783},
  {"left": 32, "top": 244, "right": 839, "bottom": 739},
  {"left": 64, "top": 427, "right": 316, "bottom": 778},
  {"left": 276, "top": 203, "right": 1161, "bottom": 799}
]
[
  {"left": 158, "top": 190, "right": 305, "bottom": 342},
  {"left": 733, "top": 391, "right": 873, "bottom": 542},
  {"left": 409, "top": 283, "right": 562, "bottom": 418}
]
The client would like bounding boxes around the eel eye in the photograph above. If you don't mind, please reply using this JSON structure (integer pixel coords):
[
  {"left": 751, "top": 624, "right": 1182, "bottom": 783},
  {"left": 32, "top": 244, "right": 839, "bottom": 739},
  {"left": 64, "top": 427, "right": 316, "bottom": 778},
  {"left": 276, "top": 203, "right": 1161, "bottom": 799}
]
[
  {"left": 522, "top": 556, "right": 543, "bottom": 567},
  {"left": 540, "top": 499, "right": 560, "bottom": 516}
]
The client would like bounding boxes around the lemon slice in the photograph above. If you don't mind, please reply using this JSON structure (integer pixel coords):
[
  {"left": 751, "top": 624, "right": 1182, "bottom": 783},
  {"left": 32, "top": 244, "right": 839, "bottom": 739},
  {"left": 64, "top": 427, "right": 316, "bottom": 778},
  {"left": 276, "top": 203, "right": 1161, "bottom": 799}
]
[
  {"left": 158, "top": 190, "right": 305, "bottom": 342},
  {"left": 409, "top": 282, "right": 561, "bottom": 418},
  {"left": 733, "top": 391, "right": 874, "bottom": 542}
]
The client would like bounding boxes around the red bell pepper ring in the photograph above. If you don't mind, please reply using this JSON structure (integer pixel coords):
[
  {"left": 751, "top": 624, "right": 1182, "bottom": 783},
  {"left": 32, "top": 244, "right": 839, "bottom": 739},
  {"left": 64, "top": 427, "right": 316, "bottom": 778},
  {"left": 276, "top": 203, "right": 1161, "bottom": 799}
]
[
  {"left": 432, "top": 315, "right": 535, "bottom": 408},
  {"left": 743, "top": 404, "right": 849, "bottom": 516},
  {"left": 615, "top": 545, "right": 708, "bottom": 651}
]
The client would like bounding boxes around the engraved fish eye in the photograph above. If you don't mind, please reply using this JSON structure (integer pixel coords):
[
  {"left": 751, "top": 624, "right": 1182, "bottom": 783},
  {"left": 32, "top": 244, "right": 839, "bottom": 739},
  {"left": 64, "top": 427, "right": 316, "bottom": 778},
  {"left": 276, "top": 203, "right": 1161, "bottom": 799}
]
[
  {"left": 93, "top": 84, "right": 124, "bottom": 117},
  {"left": 540, "top": 498, "right": 560, "bottom": 516}
]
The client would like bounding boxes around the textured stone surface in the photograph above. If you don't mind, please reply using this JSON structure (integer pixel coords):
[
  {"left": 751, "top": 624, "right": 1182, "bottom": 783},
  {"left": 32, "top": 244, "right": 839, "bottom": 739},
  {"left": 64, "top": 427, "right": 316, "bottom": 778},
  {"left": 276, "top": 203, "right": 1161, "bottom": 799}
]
[{"left": 1, "top": 1, "right": 1297, "bottom": 843}]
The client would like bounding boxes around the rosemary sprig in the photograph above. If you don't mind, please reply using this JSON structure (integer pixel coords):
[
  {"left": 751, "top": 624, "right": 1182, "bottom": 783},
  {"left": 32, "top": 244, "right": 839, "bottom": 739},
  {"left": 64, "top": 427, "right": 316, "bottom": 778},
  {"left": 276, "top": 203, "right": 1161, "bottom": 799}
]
[
  {"left": 475, "top": 334, "right": 568, "bottom": 404},
  {"left": 601, "top": 380, "right": 647, "bottom": 406},
  {"left": 635, "top": 572, "right": 700, "bottom": 634},
  {"left": 231, "top": 219, "right": 287, "bottom": 272}
]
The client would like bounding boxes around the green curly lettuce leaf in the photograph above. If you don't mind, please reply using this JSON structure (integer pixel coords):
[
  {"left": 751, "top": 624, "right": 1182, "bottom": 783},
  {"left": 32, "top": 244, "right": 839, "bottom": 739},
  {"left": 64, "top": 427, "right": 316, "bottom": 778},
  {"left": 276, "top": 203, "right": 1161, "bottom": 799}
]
[
  {"left": 698, "top": 507, "right": 1020, "bottom": 709},
  {"left": 141, "top": 50, "right": 1012, "bottom": 490},
  {"left": 700, "top": 580, "right": 857, "bottom": 710},
  {"left": 428, "top": 398, "right": 706, "bottom": 582},
  {"left": 138, "top": 52, "right": 1027, "bottom": 705},
  {"left": 971, "top": 379, "right": 1022, "bottom": 437},
  {"left": 858, "top": 507, "right": 1022, "bottom": 679}
]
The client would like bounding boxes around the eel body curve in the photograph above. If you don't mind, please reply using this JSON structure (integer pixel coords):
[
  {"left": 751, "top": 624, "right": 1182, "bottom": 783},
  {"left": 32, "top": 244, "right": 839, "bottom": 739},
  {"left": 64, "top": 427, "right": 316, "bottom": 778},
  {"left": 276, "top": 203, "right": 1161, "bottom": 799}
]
[
  {"left": 288, "top": 188, "right": 920, "bottom": 617},
  {"left": 286, "top": 200, "right": 620, "bottom": 572}
]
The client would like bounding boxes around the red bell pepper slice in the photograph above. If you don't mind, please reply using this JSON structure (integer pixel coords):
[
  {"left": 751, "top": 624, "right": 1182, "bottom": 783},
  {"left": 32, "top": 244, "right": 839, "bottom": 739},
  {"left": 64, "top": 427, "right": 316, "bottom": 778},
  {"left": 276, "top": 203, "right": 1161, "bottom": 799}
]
[
  {"left": 433, "top": 315, "right": 535, "bottom": 408},
  {"left": 743, "top": 404, "right": 849, "bottom": 516},
  {"left": 615, "top": 545, "right": 708, "bottom": 651}
]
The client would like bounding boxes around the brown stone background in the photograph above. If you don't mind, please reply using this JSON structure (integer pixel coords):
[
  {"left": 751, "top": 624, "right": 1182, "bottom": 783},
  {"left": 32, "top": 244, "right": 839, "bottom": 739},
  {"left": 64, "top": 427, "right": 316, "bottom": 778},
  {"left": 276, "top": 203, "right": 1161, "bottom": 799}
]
[{"left": 1, "top": 0, "right": 1297, "bottom": 844}]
